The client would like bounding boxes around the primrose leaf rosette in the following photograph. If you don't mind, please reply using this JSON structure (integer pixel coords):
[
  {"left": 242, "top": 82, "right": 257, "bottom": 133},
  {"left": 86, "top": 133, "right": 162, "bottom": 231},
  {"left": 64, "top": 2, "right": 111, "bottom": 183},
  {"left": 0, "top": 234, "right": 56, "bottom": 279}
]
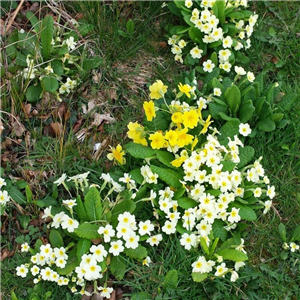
[{"left": 16, "top": 78, "right": 276, "bottom": 296}]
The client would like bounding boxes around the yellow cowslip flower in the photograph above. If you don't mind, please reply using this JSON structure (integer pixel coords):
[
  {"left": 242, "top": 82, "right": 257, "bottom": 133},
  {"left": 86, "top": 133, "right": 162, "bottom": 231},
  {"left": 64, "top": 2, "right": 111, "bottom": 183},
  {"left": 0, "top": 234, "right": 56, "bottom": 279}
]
[
  {"left": 127, "top": 122, "right": 148, "bottom": 146},
  {"left": 165, "top": 130, "right": 178, "bottom": 147},
  {"left": 143, "top": 100, "right": 156, "bottom": 122},
  {"left": 200, "top": 115, "right": 213, "bottom": 135},
  {"left": 107, "top": 144, "right": 126, "bottom": 165},
  {"left": 171, "top": 156, "right": 187, "bottom": 168},
  {"left": 149, "top": 80, "right": 168, "bottom": 100},
  {"left": 149, "top": 131, "right": 165, "bottom": 149},
  {"left": 178, "top": 83, "right": 193, "bottom": 98},
  {"left": 171, "top": 112, "right": 183, "bottom": 124},
  {"left": 176, "top": 128, "right": 194, "bottom": 148},
  {"left": 182, "top": 109, "right": 199, "bottom": 129}
]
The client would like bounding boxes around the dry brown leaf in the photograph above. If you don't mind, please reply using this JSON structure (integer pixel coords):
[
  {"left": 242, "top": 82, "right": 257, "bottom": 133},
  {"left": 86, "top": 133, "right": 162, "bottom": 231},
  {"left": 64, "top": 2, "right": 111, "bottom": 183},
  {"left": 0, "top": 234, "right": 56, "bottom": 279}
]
[
  {"left": 11, "top": 119, "right": 25, "bottom": 137},
  {"left": 49, "top": 122, "right": 63, "bottom": 137},
  {"left": 92, "top": 113, "right": 115, "bottom": 127},
  {"left": 24, "top": 103, "right": 32, "bottom": 118}
]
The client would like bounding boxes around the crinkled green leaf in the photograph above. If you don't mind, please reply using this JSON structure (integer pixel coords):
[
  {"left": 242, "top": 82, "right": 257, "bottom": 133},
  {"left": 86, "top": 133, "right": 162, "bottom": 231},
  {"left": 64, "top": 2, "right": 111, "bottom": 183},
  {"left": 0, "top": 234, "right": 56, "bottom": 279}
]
[
  {"left": 110, "top": 256, "right": 127, "bottom": 280},
  {"left": 84, "top": 187, "right": 102, "bottom": 221},
  {"left": 74, "top": 223, "right": 100, "bottom": 240},
  {"left": 77, "top": 238, "right": 91, "bottom": 261},
  {"left": 125, "top": 142, "right": 156, "bottom": 159},
  {"left": 237, "top": 146, "right": 255, "bottom": 168},
  {"left": 49, "top": 229, "right": 64, "bottom": 248},
  {"left": 163, "top": 269, "right": 178, "bottom": 289},
  {"left": 192, "top": 272, "right": 208, "bottom": 282},
  {"left": 125, "top": 245, "right": 147, "bottom": 260},
  {"left": 150, "top": 165, "right": 183, "bottom": 189},
  {"left": 177, "top": 197, "right": 198, "bottom": 209},
  {"left": 216, "top": 248, "right": 248, "bottom": 261}
]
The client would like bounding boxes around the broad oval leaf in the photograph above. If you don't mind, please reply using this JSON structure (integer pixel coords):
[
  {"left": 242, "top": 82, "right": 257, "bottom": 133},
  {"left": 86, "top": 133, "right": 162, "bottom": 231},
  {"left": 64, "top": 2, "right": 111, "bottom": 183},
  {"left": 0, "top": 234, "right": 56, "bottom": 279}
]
[
  {"left": 177, "top": 197, "right": 198, "bottom": 209},
  {"left": 150, "top": 165, "right": 183, "bottom": 189},
  {"left": 163, "top": 269, "right": 178, "bottom": 289},
  {"left": 49, "top": 229, "right": 64, "bottom": 248},
  {"left": 125, "top": 142, "right": 156, "bottom": 159},
  {"left": 77, "top": 238, "right": 91, "bottom": 261},
  {"left": 84, "top": 187, "right": 102, "bottom": 221},
  {"left": 216, "top": 248, "right": 248, "bottom": 261},
  {"left": 74, "top": 223, "right": 101, "bottom": 240},
  {"left": 125, "top": 244, "right": 147, "bottom": 260},
  {"left": 192, "top": 272, "right": 208, "bottom": 282}
]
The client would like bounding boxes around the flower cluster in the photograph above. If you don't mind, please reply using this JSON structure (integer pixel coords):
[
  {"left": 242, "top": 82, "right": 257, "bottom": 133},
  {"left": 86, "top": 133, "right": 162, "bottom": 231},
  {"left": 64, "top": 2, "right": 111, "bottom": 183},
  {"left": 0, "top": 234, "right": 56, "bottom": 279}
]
[
  {"left": 283, "top": 242, "right": 300, "bottom": 253},
  {"left": 167, "top": 0, "right": 258, "bottom": 71}
]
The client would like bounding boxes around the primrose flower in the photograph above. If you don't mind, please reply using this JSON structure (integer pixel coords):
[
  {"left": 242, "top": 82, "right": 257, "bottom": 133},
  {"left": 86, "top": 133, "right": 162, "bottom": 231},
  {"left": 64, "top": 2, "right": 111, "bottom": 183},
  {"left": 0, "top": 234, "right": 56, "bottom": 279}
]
[
  {"left": 263, "top": 200, "right": 272, "bottom": 214},
  {"left": 107, "top": 144, "right": 126, "bottom": 165},
  {"left": 149, "top": 80, "right": 168, "bottom": 100},
  {"left": 60, "top": 215, "right": 79, "bottom": 232},
  {"left": 127, "top": 122, "right": 148, "bottom": 146},
  {"left": 0, "top": 190, "right": 10, "bottom": 205},
  {"left": 146, "top": 234, "right": 163, "bottom": 246},
  {"left": 21, "top": 243, "right": 30, "bottom": 252},
  {"left": 149, "top": 131, "right": 165, "bottom": 149},
  {"left": 178, "top": 83, "right": 193, "bottom": 98},
  {"left": 215, "top": 262, "right": 228, "bottom": 277},
  {"left": 239, "top": 123, "right": 252, "bottom": 136},
  {"left": 190, "top": 46, "right": 203, "bottom": 59},
  {"left": 235, "top": 66, "right": 246, "bottom": 76},
  {"left": 143, "top": 256, "right": 152, "bottom": 267},
  {"left": 203, "top": 60, "right": 215, "bottom": 73},
  {"left": 290, "top": 242, "right": 299, "bottom": 252},
  {"left": 62, "top": 199, "right": 77, "bottom": 209},
  {"left": 64, "top": 36, "right": 77, "bottom": 51},
  {"left": 0, "top": 177, "right": 6, "bottom": 188},
  {"left": 182, "top": 109, "right": 199, "bottom": 129},
  {"left": 98, "top": 287, "right": 114, "bottom": 299},
  {"left": 143, "top": 100, "right": 156, "bottom": 121},
  {"left": 16, "top": 264, "right": 29, "bottom": 278},
  {"left": 109, "top": 240, "right": 124, "bottom": 256},
  {"left": 53, "top": 173, "right": 67, "bottom": 186}
]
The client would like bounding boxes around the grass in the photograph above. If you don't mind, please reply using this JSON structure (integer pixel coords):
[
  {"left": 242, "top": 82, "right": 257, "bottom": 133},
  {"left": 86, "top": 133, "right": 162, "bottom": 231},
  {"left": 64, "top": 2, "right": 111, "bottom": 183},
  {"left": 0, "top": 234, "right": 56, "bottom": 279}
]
[{"left": 1, "top": 1, "right": 300, "bottom": 299}]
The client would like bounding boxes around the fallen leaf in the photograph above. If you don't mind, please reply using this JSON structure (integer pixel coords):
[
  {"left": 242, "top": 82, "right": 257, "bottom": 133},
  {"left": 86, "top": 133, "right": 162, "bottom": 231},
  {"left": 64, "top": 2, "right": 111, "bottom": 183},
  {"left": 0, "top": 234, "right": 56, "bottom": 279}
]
[
  {"left": 11, "top": 119, "right": 26, "bottom": 137},
  {"left": 50, "top": 122, "right": 63, "bottom": 137},
  {"left": 92, "top": 113, "right": 115, "bottom": 127}
]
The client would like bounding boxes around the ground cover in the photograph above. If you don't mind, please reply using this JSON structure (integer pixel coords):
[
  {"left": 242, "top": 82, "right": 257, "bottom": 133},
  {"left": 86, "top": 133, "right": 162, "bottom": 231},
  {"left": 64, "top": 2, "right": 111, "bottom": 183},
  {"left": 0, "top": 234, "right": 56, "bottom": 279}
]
[{"left": 1, "top": 1, "right": 299, "bottom": 299}]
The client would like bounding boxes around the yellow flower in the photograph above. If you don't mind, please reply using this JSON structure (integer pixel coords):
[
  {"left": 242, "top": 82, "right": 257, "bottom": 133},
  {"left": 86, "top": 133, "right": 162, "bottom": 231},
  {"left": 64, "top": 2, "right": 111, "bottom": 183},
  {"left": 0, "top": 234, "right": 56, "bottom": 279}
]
[
  {"left": 127, "top": 122, "right": 148, "bottom": 146},
  {"left": 200, "top": 115, "right": 213, "bottom": 135},
  {"left": 143, "top": 100, "right": 156, "bottom": 121},
  {"left": 171, "top": 112, "right": 183, "bottom": 124},
  {"left": 182, "top": 109, "right": 199, "bottom": 129},
  {"left": 178, "top": 83, "right": 193, "bottom": 98},
  {"left": 149, "top": 131, "right": 165, "bottom": 149},
  {"left": 177, "top": 128, "right": 194, "bottom": 148},
  {"left": 149, "top": 80, "right": 168, "bottom": 100},
  {"left": 171, "top": 156, "right": 187, "bottom": 167},
  {"left": 176, "top": 128, "right": 194, "bottom": 147},
  {"left": 107, "top": 144, "right": 126, "bottom": 165},
  {"left": 165, "top": 130, "right": 178, "bottom": 147}
]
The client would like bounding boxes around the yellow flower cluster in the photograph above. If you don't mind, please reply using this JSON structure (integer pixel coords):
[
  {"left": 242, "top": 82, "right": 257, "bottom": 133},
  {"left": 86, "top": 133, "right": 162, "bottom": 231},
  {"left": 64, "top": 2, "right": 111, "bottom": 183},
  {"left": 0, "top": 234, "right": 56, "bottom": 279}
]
[{"left": 126, "top": 80, "right": 213, "bottom": 152}]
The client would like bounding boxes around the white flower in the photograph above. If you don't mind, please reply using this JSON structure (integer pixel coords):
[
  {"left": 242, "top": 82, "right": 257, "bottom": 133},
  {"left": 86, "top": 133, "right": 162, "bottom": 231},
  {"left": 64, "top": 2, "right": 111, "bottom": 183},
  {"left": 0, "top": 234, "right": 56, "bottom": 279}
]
[
  {"left": 30, "top": 265, "right": 40, "bottom": 276},
  {"left": 213, "top": 88, "right": 222, "bottom": 97},
  {"left": 239, "top": 123, "right": 252, "bottom": 136},
  {"left": 142, "top": 256, "right": 152, "bottom": 266},
  {"left": 290, "top": 242, "right": 299, "bottom": 252},
  {"left": 235, "top": 261, "right": 246, "bottom": 271},
  {"left": 162, "top": 220, "right": 177, "bottom": 235},
  {"left": 0, "top": 177, "right": 6, "bottom": 188},
  {"left": 146, "top": 234, "right": 163, "bottom": 246},
  {"left": 98, "top": 287, "right": 114, "bottom": 299},
  {"left": 215, "top": 262, "right": 228, "bottom": 277},
  {"left": 263, "top": 200, "right": 272, "bottom": 214},
  {"left": 124, "top": 234, "right": 140, "bottom": 249},
  {"left": 203, "top": 60, "right": 215, "bottom": 73},
  {"left": 247, "top": 71, "right": 255, "bottom": 82},
  {"left": 62, "top": 199, "right": 77, "bottom": 209},
  {"left": 90, "top": 245, "right": 108, "bottom": 262},
  {"left": 227, "top": 207, "right": 241, "bottom": 223},
  {"left": 64, "top": 36, "right": 77, "bottom": 51},
  {"left": 235, "top": 66, "right": 246, "bottom": 76},
  {"left": 98, "top": 224, "right": 115, "bottom": 243},
  {"left": 230, "top": 271, "right": 239, "bottom": 282},
  {"left": 180, "top": 233, "right": 196, "bottom": 250},
  {"left": 44, "top": 65, "right": 53, "bottom": 74},
  {"left": 222, "top": 36, "right": 233, "bottom": 48},
  {"left": 0, "top": 190, "right": 10, "bottom": 205},
  {"left": 42, "top": 206, "right": 52, "bottom": 220},
  {"left": 16, "top": 264, "right": 28, "bottom": 277},
  {"left": 267, "top": 185, "right": 276, "bottom": 199},
  {"left": 54, "top": 173, "right": 67, "bottom": 186},
  {"left": 185, "top": 0, "right": 193, "bottom": 8},
  {"left": 190, "top": 46, "right": 203, "bottom": 59},
  {"left": 21, "top": 242, "right": 30, "bottom": 253},
  {"left": 109, "top": 240, "right": 124, "bottom": 256},
  {"left": 138, "top": 220, "right": 155, "bottom": 236},
  {"left": 60, "top": 215, "right": 79, "bottom": 232}
]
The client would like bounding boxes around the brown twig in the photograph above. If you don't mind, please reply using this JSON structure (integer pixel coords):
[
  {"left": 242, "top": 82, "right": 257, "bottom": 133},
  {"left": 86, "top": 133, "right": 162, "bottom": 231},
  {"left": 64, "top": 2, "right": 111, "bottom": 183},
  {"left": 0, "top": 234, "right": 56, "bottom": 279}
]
[{"left": 5, "top": 0, "right": 25, "bottom": 33}]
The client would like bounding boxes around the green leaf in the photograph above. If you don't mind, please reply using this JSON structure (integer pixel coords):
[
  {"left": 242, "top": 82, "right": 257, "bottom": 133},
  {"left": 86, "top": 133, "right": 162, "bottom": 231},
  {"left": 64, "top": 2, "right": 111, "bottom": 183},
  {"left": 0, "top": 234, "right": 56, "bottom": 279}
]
[
  {"left": 271, "top": 113, "right": 284, "bottom": 123},
  {"left": 150, "top": 165, "right": 183, "bottom": 189},
  {"left": 15, "top": 51, "right": 27, "bottom": 66},
  {"left": 169, "top": 25, "right": 189, "bottom": 35},
  {"left": 74, "top": 223, "right": 101, "bottom": 240},
  {"left": 77, "top": 238, "right": 91, "bottom": 261},
  {"left": 110, "top": 256, "right": 127, "bottom": 280},
  {"left": 177, "top": 197, "right": 198, "bottom": 209},
  {"left": 126, "top": 18, "right": 135, "bottom": 33},
  {"left": 291, "top": 225, "right": 300, "bottom": 242},
  {"left": 163, "top": 269, "right": 178, "bottom": 289},
  {"left": 129, "top": 168, "right": 144, "bottom": 185},
  {"left": 219, "top": 120, "right": 240, "bottom": 144},
  {"left": 26, "top": 11, "right": 40, "bottom": 33},
  {"left": 278, "top": 93, "right": 297, "bottom": 112},
  {"left": 156, "top": 150, "right": 176, "bottom": 169},
  {"left": 51, "top": 60, "right": 64, "bottom": 76},
  {"left": 226, "top": 11, "right": 244, "bottom": 19},
  {"left": 192, "top": 272, "right": 208, "bottom": 282},
  {"left": 25, "top": 84, "right": 43, "bottom": 102},
  {"left": 84, "top": 187, "right": 102, "bottom": 221},
  {"left": 82, "top": 57, "right": 103, "bottom": 72},
  {"left": 278, "top": 223, "right": 287, "bottom": 242},
  {"left": 125, "top": 142, "right": 156, "bottom": 159},
  {"left": 216, "top": 248, "right": 248, "bottom": 261},
  {"left": 209, "top": 102, "right": 228, "bottom": 120},
  {"left": 40, "top": 76, "right": 59, "bottom": 92},
  {"left": 237, "top": 146, "right": 255, "bottom": 168},
  {"left": 220, "top": 161, "right": 236, "bottom": 172},
  {"left": 125, "top": 245, "right": 147, "bottom": 260},
  {"left": 49, "top": 229, "right": 64, "bottom": 248},
  {"left": 6, "top": 186, "right": 26, "bottom": 204},
  {"left": 238, "top": 100, "right": 255, "bottom": 123},
  {"left": 41, "top": 16, "right": 54, "bottom": 60},
  {"left": 257, "top": 118, "right": 276, "bottom": 132},
  {"left": 200, "top": 237, "right": 210, "bottom": 255},
  {"left": 212, "top": 220, "right": 227, "bottom": 241},
  {"left": 225, "top": 84, "right": 241, "bottom": 115},
  {"left": 74, "top": 195, "right": 89, "bottom": 222},
  {"left": 230, "top": 203, "right": 257, "bottom": 221},
  {"left": 212, "top": 0, "right": 225, "bottom": 24},
  {"left": 218, "top": 112, "right": 239, "bottom": 122},
  {"left": 210, "top": 51, "right": 218, "bottom": 66}
]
